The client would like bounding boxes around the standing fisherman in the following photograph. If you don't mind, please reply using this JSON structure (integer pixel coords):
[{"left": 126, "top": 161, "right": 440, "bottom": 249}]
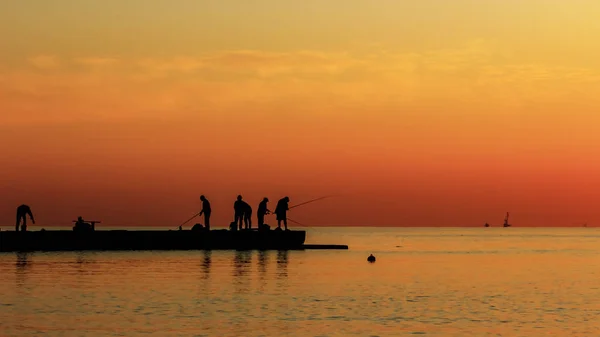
[
  {"left": 16, "top": 204, "right": 35, "bottom": 232},
  {"left": 199, "top": 195, "right": 212, "bottom": 230},
  {"left": 242, "top": 201, "right": 252, "bottom": 229},
  {"left": 274, "top": 197, "right": 290, "bottom": 230},
  {"left": 257, "top": 197, "right": 271, "bottom": 228},
  {"left": 233, "top": 195, "right": 246, "bottom": 230}
]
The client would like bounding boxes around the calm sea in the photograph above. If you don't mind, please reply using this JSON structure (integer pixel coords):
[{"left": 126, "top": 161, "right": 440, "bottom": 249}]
[{"left": 1, "top": 227, "right": 599, "bottom": 336}]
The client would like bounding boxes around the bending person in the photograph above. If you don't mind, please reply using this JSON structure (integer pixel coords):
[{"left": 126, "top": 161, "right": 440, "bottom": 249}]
[{"left": 16, "top": 204, "right": 35, "bottom": 232}]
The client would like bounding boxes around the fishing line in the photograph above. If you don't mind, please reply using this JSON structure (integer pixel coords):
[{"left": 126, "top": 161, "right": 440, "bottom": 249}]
[
  {"left": 286, "top": 217, "right": 308, "bottom": 227},
  {"left": 283, "top": 216, "right": 329, "bottom": 234}
]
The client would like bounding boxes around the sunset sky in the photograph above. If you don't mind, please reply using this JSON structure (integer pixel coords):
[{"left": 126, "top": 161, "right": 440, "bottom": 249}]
[{"left": 2, "top": 1, "right": 600, "bottom": 227}]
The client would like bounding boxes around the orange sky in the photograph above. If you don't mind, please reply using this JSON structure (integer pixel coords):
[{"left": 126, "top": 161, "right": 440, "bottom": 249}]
[{"left": 2, "top": 1, "right": 600, "bottom": 227}]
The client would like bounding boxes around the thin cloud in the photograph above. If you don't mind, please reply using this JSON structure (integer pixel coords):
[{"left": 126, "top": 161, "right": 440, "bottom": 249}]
[
  {"left": 74, "top": 57, "right": 120, "bottom": 67},
  {"left": 3, "top": 43, "right": 600, "bottom": 127},
  {"left": 137, "top": 57, "right": 205, "bottom": 73},
  {"left": 28, "top": 55, "right": 60, "bottom": 69}
]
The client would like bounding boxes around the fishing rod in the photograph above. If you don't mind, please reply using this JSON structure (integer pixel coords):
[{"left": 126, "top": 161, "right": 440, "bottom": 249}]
[
  {"left": 177, "top": 212, "right": 200, "bottom": 229},
  {"left": 174, "top": 194, "right": 334, "bottom": 229},
  {"left": 289, "top": 195, "right": 333, "bottom": 210},
  {"left": 281, "top": 195, "right": 335, "bottom": 230}
]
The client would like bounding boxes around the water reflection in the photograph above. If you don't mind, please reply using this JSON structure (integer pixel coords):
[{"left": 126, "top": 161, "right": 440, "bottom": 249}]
[
  {"left": 276, "top": 250, "right": 288, "bottom": 279},
  {"left": 1, "top": 228, "right": 599, "bottom": 337},
  {"left": 257, "top": 250, "right": 268, "bottom": 277},
  {"left": 15, "top": 252, "right": 32, "bottom": 287},
  {"left": 75, "top": 252, "right": 97, "bottom": 264},
  {"left": 201, "top": 250, "right": 211, "bottom": 279},
  {"left": 16, "top": 252, "right": 31, "bottom": 269},
  {"left": 257, "top": 250, "right": 269, "bottom": 292},
  {"left": 73, "top": 252, "right": 97, "bottom": 275},
  {"left": 233, "top": 250, "right": 252, "bottom": 293}
]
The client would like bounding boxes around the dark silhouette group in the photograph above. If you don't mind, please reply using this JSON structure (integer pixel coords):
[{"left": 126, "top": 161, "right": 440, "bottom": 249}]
[
  {"left": 12, "top": 195, "right": 292, "bottom": 232},
  {"left": 198, "top": 195, "right": 290, "bottom": 231},
  {"left": 14, "top": 205, "right": 102, "bottom": 233}
]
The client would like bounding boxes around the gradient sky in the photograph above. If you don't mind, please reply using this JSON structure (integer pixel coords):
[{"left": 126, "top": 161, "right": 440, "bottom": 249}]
[{"left": 2, "top": 1, "right": 600, "bottom": 227}]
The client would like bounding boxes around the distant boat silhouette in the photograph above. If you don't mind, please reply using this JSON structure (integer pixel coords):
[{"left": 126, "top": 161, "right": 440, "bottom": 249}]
[
  {"left": 484, "top": 222, "right": 490, "bottom": 227},
  {"left": 503, "top": 212, "right": 511, "bottom": 227}
]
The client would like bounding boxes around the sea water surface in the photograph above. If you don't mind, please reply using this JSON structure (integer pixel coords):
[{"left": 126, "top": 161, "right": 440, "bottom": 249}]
[{"left": 1, "top": 227, "right": 600, "bottom": 336}]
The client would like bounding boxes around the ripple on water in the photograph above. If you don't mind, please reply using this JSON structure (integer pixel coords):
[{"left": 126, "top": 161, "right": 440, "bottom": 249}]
[{"left": 2, "top": 228, "right": 600, "bottom": 336}]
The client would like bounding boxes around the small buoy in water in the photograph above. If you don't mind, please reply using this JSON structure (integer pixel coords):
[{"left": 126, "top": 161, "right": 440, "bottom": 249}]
[{"left": 367, "top": 254, "right": 376, "bottom": 263}]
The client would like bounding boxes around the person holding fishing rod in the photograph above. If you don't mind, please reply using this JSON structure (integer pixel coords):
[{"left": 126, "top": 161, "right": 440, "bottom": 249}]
[
  {"left": 257, "top": 197, "right": 271, "bottom": 228},
  {"left": 284, "top": 196, "right": 333, "bottom": 229},
  {"left": 199, "top": 195, "right": 211, "bottom": 230},
  {"left": 274, "top": 196, "right": 290, "bottom": 230},
  {"left": 176, "top": 195, "right": 211, "bottom": 230}
]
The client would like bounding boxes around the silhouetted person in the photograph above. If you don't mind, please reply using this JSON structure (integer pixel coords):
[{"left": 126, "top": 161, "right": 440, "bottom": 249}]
[
  {"left": 73, "top": 216, "right": 92, "bottom": 232},
  {"left": 274, "top": 196, "right": 290, "bottom": 230},
  {"left": 257, "top": 197, "right": 271, "bottom": 227},
  {"left": 199, "top": 195, "right": 211, "bottom": 230},
  {"left": 242, "top": 201, "right": 252, "bottom": 229},
  {"left": 234, "top": 195, "right": 246, "bottom": 230},
  {"left": 16, "top": 204, "right": 35, "bottom": 232}
]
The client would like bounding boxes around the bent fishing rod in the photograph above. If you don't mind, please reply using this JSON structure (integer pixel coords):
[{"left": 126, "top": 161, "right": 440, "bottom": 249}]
[
  {"left": 289, "top": 195, "right": 334, "bottom": 210},
  {"left": 177, "top": 212, "right": 200, "bottom": 228}
]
